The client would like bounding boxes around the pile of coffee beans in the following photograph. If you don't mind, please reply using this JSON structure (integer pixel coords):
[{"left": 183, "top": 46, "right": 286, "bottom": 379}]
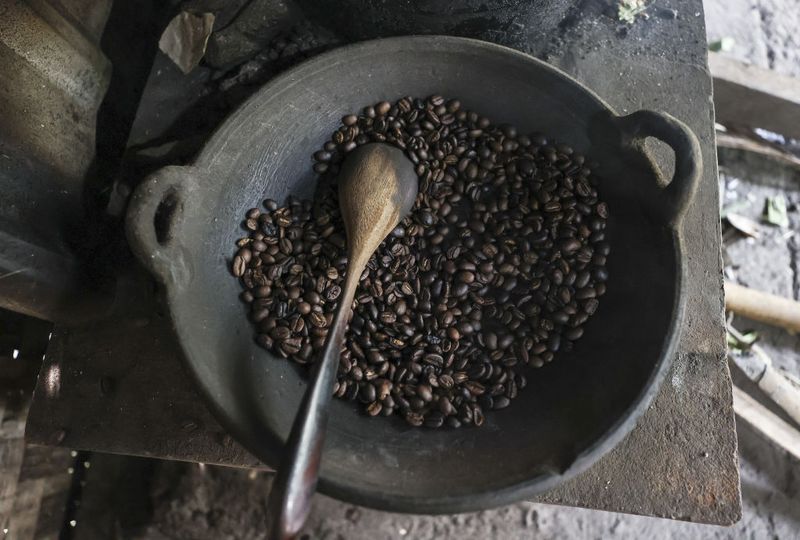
[{"left": 231, "top": 95, "right": 609, "bottom": 428}]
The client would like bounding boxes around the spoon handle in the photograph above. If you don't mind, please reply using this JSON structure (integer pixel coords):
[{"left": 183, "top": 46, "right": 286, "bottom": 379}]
[{"left": 266, "top": 264, "right": 363, "bottom": 540}]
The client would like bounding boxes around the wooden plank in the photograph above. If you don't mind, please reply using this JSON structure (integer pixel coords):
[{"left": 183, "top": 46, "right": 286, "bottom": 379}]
[
  {"left": 1, "top": 357, "right": 29, "bottom": 535},
  {"left": 33, "top": 488, "right": 71, "bottom": 540},
  {"left": 9, "top": 479, "right": 45, "bottom": 540},
  {"left": 0, "top": 311, "right": 70, "bottom": 540},
  {"left": 725, "top": 281, "right": 800, "bottom": 333},
  {"left": 710, "top": 53, "right": 800, "bottom": 140},
  {"left": 716, "top": 132, "right": 800, "bottom": 171},
  {"left": 0, "top": 438, "right": 26, "bottom": 533},
  {"left": 732, "top": 384, "right": 800, "bottom": 461},
  {"left": 2, "top": 447, "right": 72, "bottom": 540}
]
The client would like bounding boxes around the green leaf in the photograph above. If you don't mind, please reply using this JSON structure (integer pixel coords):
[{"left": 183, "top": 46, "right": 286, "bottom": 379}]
[
  {"left": 618, "top": 0, "right": 647, "bottom": 24},
  {"left": 738, "top": 331, "right": 759, "bottom": 346},
  {"left": 727, "top": 328, "right": 759, "bottom": 350},
  {"left": 764, "top": 195, "right": 789, "bottom": 227},
  {"left": 709, "top": 37, "right": 735, "bottom": 52}
]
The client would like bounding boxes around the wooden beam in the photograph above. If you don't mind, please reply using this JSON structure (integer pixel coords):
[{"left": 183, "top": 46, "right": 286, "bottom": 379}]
[
  {"left": 716, "top": 132, "right": 800, "bottom": 171},
  {"left": 732, "top": 385, "right": 800, "bottom": 461},
  {"left": 710, "top": 53, "right": 800, "bottom": 140},
  {"left": 725, "top": 281, "right": 800, "bottom": 333}
]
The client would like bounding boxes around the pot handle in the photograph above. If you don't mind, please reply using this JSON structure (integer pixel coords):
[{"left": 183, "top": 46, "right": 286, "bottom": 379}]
[
  {"left": 125, "top": 166, "right": 196, "bottom": 291},
  {"left": 614, "top": 110, "right": 702, "bottom": 226}
]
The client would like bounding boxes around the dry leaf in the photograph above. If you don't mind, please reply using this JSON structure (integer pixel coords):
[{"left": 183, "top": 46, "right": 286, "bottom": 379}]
[
  {"left": 725, "top": 213, "right": 761, "bottom": 238},
  {"left": 159, "top": 11, "right": 216, "bottom": 74}
]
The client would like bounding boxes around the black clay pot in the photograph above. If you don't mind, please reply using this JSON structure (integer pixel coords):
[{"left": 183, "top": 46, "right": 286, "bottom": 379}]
[{"left": 126, "top": 36, "right": 700, "bottom": 513}]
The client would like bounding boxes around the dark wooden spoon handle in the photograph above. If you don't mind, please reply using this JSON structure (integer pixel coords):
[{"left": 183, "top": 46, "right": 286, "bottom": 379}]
[
  {"left": 265, "top": 144, "right": 417, "bottom": 539},
  {"left": 265, "top": 267, "right": 361, "bottom": 540}
]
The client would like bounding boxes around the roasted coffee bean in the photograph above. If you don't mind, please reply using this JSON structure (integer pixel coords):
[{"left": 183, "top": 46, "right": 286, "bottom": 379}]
[
  {"left": 367, "top": 401, "right": 383, "bottom": 416},
  {"left": 423, "top": 353, "right": 444, "bottom": 368},
  {"left": 280, "top": 338, "right": 302, "bottom": 355},
  {"left": 309, "top": 312, "right": 327, "bottom": 328},
  {"left": 359, "top": 383, "right": 376, "bottom": 403},
  {"left": 573, "top": 312, "right": 590, "bottom": 326},
  {"left": 375, "top": 101, "right": 392, "bottom": 116},
  {"left": 547, "top": 333, "right": 561, "bottom": 352},
  {"left": 465, "top": 381, "right": 485, "bottom": 395},
  {"left": 552, "top": 310, "right": 569, "bottom": 325},
  {"left": 405, "top": 411, "right": 424, "bottom": 427},
  {"left": 472, "top": 406, "right": 485, "bottom": 427},
  {"left": 231, "top": 256, "right": 246, "bottom": 277},
  {"left": 417, "top": 384, "right": 433, "bottom": 402},
  {"left": 576, "top": 287, "right": 597, "bottom": 300},
  {"left": 438, "top": 396, "right": 456, "bottom": 416},
  {"left": 484, "top": 331, "right": 498, "bottom": 350},
  {"left": 325, "top": 285, "right": 342, "bottom": 301},
  {"left": 560, "top": 238, "right": 581, "bottom": 254},
  {"left": 564, "top": 326, "right": 584, "bottom": 340},
  {"left": 498, "top": 333, "right": 514, "bottom": 350},
  {"left": 256, "top": 334, "right": 273, "bottom": 349},
  {"left": 272, "top": 326, "right": 291, "bottom": 340},
  {"left": 479, "top": 394, "right": 494, "bottom": 410},
  {"left": 232, "top": 95, "right": 609, "bottom": 428},
  {"left": 425, "top": 412, "right": 445, "bottom": 428},
  {"left": 593, "top": 266, "right": 609, "bottom": 282},
  {"left": 575, "top": 270, "right": 591, "bottom": 289},
  {"left": 376, "top": 378, "right": 392, "bottom": 400},
  {"left": 493, "top": 396, "right": 511, "bottom": 410},
  {"left": 290, "top": 316, "right": 305, "bottom": 333},
  {"left": 458, "top": 271, "right": 475, "bottom": 284}
]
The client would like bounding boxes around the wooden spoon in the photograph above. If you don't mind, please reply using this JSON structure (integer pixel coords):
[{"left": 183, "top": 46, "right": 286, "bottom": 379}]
[{"left": 265, "top": 143, "right": 418, "bottom": 539}]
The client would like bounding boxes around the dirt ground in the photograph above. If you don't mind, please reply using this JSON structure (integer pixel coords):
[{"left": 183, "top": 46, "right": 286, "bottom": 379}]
[{"left": 704, "top": 0, "right": 800, "bottom": 77}]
